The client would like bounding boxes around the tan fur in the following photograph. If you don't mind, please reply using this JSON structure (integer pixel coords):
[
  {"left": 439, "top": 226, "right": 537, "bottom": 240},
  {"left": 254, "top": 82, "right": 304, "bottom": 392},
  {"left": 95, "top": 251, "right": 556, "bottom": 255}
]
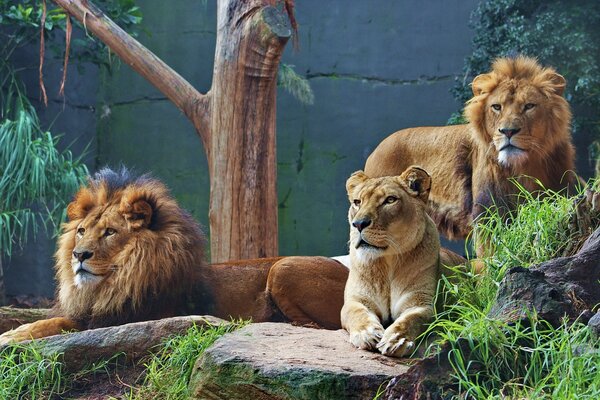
[
  {"left": 364, "top": 57, "right": 578, "bottom": 250},
  {"left": 0, "top": 168, "right": 206, "bottom": 343},
  {"left": 341, "top": 166, "right": 440, "bottom": 357}
]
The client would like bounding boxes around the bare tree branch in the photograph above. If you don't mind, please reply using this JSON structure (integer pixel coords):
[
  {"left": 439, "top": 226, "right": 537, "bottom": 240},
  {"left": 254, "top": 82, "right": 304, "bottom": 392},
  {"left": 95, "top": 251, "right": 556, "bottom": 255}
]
[{"left": 52, "top": 0, "right": 211, "bottom": 148}]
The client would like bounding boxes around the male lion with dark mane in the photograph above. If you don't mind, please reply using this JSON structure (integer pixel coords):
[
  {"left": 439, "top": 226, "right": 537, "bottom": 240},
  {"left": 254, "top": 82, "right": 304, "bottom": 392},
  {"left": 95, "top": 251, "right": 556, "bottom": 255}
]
[
  {"left": 365, "top": 56, "right": 579, "bottom": 249},
  {"left": 0, "top": 168, "right": 349, "bottom": 343},
  {"left": 0, "top": 168, "right": 206, "bottom": 343}
]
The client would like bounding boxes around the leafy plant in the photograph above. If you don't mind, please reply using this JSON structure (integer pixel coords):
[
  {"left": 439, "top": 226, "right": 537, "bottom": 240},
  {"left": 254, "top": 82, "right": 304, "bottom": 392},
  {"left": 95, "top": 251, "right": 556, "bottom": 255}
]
[{"left": 0, "top": 0, "right": 145, "bottom": 302}]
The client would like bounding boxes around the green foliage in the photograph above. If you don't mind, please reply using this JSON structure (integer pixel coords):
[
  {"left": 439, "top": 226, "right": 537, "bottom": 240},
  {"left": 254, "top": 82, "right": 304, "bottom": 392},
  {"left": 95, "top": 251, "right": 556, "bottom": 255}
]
[
  {"left": 427, "top": 185, "right": 600, "bottom": 398},
  {"left": 452, "top": 0, "right": 600, "bottom": 142},
  {"left": 278, "top": 63, "right": 314, "bottom": 105},
  {"left": 0, "top": 0, "right": 143, "bottom": 69},
  {"left": 0, "top": 79, "right": 88, "bottom": 256},
  {"left": 132, "top": 321, "right": 245, "bottom": 400},
  {"left": 475, "top": 182, "right": 577, "bottom": 266}
]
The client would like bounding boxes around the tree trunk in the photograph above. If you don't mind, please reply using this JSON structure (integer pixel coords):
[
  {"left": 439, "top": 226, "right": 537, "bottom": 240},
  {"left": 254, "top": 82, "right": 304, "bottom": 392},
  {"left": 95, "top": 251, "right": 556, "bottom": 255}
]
[
  {"left": 209, "top": 2, "right": 290, "bottom": 261},
  {"left": 52, "top": 0, "right": 292, "bottom": 262}
]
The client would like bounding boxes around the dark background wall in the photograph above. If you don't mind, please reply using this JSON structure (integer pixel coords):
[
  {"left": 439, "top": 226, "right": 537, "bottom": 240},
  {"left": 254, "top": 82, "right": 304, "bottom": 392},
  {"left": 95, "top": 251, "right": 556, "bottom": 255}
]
[{"left": 5, "top": 0, "right": 483, "bottom": 299}]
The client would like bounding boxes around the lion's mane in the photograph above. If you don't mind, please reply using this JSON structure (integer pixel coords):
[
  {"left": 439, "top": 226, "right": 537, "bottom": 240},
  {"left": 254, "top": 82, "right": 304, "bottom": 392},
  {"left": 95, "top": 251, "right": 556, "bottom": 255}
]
[{"left": 55, "top": 167, "right": 206, "bottom": 328}]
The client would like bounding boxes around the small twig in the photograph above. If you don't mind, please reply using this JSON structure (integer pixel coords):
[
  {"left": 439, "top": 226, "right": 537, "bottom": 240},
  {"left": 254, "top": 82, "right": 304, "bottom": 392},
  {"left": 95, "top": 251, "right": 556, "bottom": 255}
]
[
  {"left": 39, "top": 0, "right": 48, "bottom": 106},
  {"left": 58, "top": 15, "right": 72, "bottom": 99}
]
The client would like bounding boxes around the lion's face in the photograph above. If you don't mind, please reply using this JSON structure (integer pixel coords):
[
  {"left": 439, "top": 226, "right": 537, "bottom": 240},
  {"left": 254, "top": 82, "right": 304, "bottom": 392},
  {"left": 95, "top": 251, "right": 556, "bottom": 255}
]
[
  {"left": 484, "top": 81, "right": 548, "bottom": 167},
  {"left": 465, "top": 56, "right": 570, "bottom": 170},
  {"left": 346, "top": 166, "right": 432, "bottom": 263},
  {"left": 70, "top": 205, "right": 131, "bottom": 288}
]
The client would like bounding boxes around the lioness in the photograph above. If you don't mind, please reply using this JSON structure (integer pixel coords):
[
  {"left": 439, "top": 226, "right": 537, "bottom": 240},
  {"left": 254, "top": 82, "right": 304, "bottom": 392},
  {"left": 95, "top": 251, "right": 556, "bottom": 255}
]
[
  {"left": 341, "top": 167, "right": 440, "bottom": 357},
  {"left": 365, "top": 56, "right": 579, "bottom": 249}
]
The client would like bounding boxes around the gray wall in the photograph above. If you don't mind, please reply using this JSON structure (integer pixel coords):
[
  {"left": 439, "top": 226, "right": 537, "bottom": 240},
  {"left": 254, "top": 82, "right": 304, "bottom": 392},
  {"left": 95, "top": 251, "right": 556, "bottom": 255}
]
[{"left": 5, "top": 0, "right": 479, "bottom": 299}]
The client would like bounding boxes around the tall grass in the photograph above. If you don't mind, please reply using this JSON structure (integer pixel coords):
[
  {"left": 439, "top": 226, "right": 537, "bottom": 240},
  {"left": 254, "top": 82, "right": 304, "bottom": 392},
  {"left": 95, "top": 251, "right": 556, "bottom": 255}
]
[
  {"left": 132, "top": 321, "right": 245, "bottom": 400},
  {"left": 0, "top": 342, "right": 65, "bottom": 399},
  {"left": 426, "top": 184, "right": 600, "bottom": 399}
]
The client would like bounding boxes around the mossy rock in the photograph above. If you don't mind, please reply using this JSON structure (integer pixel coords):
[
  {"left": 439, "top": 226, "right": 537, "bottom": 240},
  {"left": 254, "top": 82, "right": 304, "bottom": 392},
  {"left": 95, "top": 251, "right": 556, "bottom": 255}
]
[{"left": 189, "top": 323, "right": 409, "bottom": 400}]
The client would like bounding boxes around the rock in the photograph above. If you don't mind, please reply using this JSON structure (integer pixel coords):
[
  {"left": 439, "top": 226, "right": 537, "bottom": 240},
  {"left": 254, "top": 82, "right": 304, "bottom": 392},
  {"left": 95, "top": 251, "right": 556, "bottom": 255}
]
[
  {"left": 20, "top": 315, "right": 226, "bottom": 372},
  {"left": 487, "top": 266, "right": 577, "bottom": 326},
  {"left": 382, "top": 339, "right": 472, "bottom": 400},
  {"left": 488, "top": 226, "right": 600, "bottom": 327},
  {"left": 589, "top": 311, "right": 600, "bottom": 340},
  {"left": 189, "top": 322, "right": 409, "bottom": 400}
]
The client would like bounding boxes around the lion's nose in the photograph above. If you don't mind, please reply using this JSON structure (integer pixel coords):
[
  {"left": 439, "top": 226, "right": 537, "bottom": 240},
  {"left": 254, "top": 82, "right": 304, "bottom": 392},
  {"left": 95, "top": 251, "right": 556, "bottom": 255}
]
[
  {"left": 352, "top": 218, "right": 372, "bottom": 232},
  {"left": 73, "top": 251, "right": 93, "bottom": 262},
  {"left": 499, "top": 127, "right": 521, "bottom": 138}
]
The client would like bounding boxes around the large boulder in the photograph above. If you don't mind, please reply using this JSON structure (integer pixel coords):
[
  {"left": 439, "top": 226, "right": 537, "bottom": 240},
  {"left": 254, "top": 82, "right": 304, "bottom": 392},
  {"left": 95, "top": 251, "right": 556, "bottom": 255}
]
[{"left": 189, "top": 322, "right": 409, "bottom": 400}]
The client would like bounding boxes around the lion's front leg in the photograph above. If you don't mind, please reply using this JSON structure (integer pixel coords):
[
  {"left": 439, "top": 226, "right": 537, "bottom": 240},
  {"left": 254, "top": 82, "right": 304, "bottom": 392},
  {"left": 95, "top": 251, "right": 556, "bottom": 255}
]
[
  {"left": 0, "top": 317, "right": 80, "bottom": 345},
  {"left": 377, "top": 305, "right": 432, "bottom": 358},
  {"left": 341, "top": 300, "right": 385, "bottom": 351}
]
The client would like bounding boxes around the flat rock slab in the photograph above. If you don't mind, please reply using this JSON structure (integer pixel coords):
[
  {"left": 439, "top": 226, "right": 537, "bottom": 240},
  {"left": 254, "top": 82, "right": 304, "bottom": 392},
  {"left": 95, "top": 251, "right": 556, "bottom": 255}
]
[
  {"left": 5, "top": 315, "right": 226, "bottom": 372},
  {"left": 190, "top": 322, "right": 409, "bottom": 400}
]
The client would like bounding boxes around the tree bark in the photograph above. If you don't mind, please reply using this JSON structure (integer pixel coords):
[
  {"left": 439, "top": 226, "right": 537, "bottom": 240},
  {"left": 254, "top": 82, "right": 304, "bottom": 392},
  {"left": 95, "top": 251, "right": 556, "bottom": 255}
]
[
  {"left": 209, "top": 2, "right": 290, "bottom": 261},
  {"left": 52, "top": 0, "right": 291, "bottom": 262}
]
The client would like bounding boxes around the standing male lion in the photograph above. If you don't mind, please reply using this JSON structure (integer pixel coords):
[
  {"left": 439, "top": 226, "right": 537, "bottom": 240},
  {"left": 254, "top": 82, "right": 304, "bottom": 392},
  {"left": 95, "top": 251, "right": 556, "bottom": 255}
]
[{"left": 365, "top": 56, "right": 579, "bottom": 246}]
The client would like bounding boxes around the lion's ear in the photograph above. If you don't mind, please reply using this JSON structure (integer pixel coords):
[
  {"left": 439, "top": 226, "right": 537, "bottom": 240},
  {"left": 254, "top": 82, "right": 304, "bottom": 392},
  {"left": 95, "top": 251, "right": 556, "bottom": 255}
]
[
  {"left": 399, "top": 166, "right": 431, "bottom": 202},
  {"left": 346, "top": 170, "right": 369, "bottom": 197},
  {"left": 120, "top": 193, "right": 153, "bottom": 230},
  {"left": 540, "top": 71, "right": 566, "bottom": 96},
  {"left": 471, "top": 73, "right": 493, "bottom": 96},
  {"left": 66, "top": 188, "right": 95, "bottom": 221}
]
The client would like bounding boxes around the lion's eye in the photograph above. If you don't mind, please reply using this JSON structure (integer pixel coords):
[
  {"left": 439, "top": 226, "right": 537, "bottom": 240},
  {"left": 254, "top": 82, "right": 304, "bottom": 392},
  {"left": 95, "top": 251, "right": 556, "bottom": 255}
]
[
  {"left": 104, "top": 228, "right": 116, "bottom": 237},
  {"left": 384, "top": 196, "right": 398, "bottom": 204},
  {"left": 491, "top": 104, "right": 501, "bottom": 111},
  {"left": 353, "top": 199, "right": 361, "bottom": 207},
  {"left": 524, "top": 103, "right": 536, "bottom": 111},
  {"left": 77, "top": 228, "right": 85, "bottom": 236}
]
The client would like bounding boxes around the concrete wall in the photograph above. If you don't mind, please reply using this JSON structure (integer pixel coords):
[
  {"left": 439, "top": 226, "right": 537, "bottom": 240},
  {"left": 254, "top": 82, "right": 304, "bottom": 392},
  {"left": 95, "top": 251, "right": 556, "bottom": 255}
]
[{"left": 4, "top": 0, "right": 480, "bottom": 298}]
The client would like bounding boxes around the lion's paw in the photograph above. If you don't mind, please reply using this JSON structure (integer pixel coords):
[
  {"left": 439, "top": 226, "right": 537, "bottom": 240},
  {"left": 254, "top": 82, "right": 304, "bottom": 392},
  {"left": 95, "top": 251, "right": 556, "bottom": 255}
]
[
  {"left": 0, "top": 324, "right": 34, "bottom": 346},
  {"left": 376, "top": 332, "right": 414, "bottom": 358},
  {"left": 348, "top": 325, "right": 384, "bottom": 351}
]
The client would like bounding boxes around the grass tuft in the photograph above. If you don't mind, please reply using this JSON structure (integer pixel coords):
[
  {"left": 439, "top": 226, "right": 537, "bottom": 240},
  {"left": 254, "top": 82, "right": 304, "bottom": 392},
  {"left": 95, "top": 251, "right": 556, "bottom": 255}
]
[
  {"left": 0, "top": 341, "right": 65, "bottom": 399},
  {"left": 132, "top": 320, "right": 246, "bottom": 400}
]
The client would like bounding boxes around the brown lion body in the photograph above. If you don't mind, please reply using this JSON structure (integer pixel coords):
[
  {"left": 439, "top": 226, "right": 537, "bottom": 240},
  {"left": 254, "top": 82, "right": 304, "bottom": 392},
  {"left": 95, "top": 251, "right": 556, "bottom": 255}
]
[
  {"left": 365, "top": 57, "right": 578, "bottom": 245},
  {"left": 0, "top": 169, "right": 351, "bottom": 343},
  {"left": 342, "top": 167, "right": 440, "bottom": 357}
]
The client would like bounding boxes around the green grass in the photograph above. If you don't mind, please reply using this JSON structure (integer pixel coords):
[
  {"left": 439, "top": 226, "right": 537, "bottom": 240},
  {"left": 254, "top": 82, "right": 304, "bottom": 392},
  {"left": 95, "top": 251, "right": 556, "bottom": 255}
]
[
  {"left": 0, "top": 342, "right": 65, "bottom": 399},
  {"left": 425, "top": 183, "right": 600, "bottom": 399},
  {"left": 0, "top": 321, "right": 243, "bottom": 399},
  {"left": 131, "top": 320, "right": 246, "bottom": 400}
]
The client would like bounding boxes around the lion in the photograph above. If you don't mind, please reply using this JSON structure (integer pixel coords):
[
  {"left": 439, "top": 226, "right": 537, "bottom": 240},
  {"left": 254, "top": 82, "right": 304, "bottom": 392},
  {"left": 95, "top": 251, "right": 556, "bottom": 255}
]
[
  {"left": 341, "top": 166, "right": 440, "bottom": 357},
  {"left": 0, "top": 167, "right": 207, "bottom": 343},
  {"left": 364, "top": 56, "right": 579, "bottom": 250},
  {"left": 0, "top": 168, "right": 352, "bottom": 344}
]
